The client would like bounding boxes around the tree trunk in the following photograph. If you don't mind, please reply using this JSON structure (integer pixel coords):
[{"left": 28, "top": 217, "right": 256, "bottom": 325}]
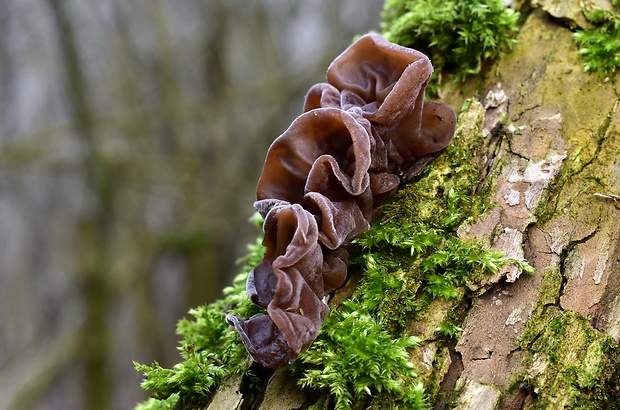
[{"left": 205, "top": 5, "right": 620, "bottom": 410}]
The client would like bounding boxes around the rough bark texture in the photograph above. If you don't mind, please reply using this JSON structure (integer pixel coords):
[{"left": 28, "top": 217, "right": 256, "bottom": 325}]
[
  {"left": 206, "top": 5, "right": 620, "bottom": 409},
  {"left": 440, "top": 10, "right": 620, "bottom": 408}
]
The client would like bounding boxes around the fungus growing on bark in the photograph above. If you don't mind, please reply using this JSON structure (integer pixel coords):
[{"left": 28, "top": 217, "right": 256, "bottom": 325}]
[{"left": 226, "top": 33, "right": 456, "bottom": 369}]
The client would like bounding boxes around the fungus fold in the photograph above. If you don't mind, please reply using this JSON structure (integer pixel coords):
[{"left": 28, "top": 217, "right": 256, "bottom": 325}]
[{"left": 226, "top": 33, "right": 456, "bottom": 369}]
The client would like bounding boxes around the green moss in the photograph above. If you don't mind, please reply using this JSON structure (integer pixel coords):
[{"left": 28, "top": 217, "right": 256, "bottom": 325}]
[
  {"left": 134, "top": 393, "right": 179, "bottom": 410},
  {"left": 381, "top": 0, "right": 519, "bottom": 89},
  {"left": 133, "top": 238, "right": 265, "bottom": 409},
  {"left": 537, "top": 268, "right": 563, "bottom": 306},
  {"left": 519, "top": 277, "right": 620, "bottom": 409},
  {"left": 294, "top": 307, "right": 426, "bottom": 410},
  {"left": 573, "top": 0, "right": 620, "bottom": 77},
  {"left": 435, "top": 322, "right": 463, "bottom": 340},
  {"left": 519, "top": 309, "right": 620, "bottom": 409}
]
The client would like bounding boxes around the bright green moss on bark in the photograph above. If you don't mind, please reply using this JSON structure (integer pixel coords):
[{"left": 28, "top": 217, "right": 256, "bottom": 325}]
[
  {"left": 294, "top": 307, "right": 426, "bottom": 410},
  {"left": 134, "top": 393, "right": 179, "bottom": 410},
  {"left": 381, "top": 0, "right": 519, "bottom": 87},
  {"left": 516, "top": 261, "right": 620, "bottom": 409},
  {"left": 573, "top": 0, "right": 620, "bottom": 77},
  {"left": 133, "top": 237, "right": 265, "bottom": 409}
]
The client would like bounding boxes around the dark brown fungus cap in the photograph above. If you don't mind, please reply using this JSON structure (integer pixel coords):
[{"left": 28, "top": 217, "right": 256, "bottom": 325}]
[
  {"left": 256, "top": 108, "right": 372, "bottom": 204},
  {"left": 227, "top": 204, "right": 328, "bottom": 368},
  {"left": 326, "top": 34, "right": 429, "bottom": 118},
  {"left": 228, "top": 34, "right": 456, "bottom": 369},
  {"left": 318, "top": 33, "right": 456, "bottom": 164}
]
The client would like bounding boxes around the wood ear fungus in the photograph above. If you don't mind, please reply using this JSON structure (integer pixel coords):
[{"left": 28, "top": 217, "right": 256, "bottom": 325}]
[{"left": 226, "top": 34, "right": 456, "bottom": 369}]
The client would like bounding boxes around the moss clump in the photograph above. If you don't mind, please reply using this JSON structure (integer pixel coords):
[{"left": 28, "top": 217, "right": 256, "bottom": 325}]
[
  {"left": 134, "top": 393, "right": 179, "bottom": 410},
  {"left": 381, "top": 0, "right": 519, "bottom": 87},
  {"left": 133, "top": 238, "right": 265, "bottom": 410},
  {"left": 518, "top": 267, "right": 620, "bottom": 409},
  {"left": 295, "top": 306, "right": 426, "bottom": 410},
  {"left": 435, "top": 321, "right": 464, "bottom": 340},
  {"left": 574, "top": 0, "right": 620, "bottom": 77}
]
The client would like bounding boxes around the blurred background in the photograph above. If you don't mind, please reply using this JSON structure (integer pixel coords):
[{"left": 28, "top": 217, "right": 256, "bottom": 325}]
[{"left": 0, "top": 0, "right": 383, "bottom": 409}]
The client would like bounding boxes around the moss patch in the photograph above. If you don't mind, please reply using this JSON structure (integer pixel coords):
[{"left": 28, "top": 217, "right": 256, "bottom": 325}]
[
  {"left": 519, "top": 308, "right": 620, "bottom": 409},
  {"left": 573, "top": 0, "right": 620, "bottom": 77},
  {"left": 294, "top": 307, "right": 426, "bottom": 410},
  {"left": 515, "top": 255, "right": 620, "bottom": 409},
  {"left": 381, "top": 0, "right": 519, "bottom": 90},
  {"left": 134, "top": 393, "right": 179, "bottom": 410},
  {"left": 133, "top": 238, "right": 265, "bottom": 409}
]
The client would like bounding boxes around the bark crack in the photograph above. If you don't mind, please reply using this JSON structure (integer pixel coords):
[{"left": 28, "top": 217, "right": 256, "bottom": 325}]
[
  {"left": 557, "top": 228, "right": 600, "bottom": 303},
  {"left": 238, "top": 364, "right": 273, "bottom": 410},
  {"left": 562, "top": 100, "right": 617, "bottom": 183},
  {"left": 511, "top": 103, "right": 541, "bottom": 122},
  {"left": 476, "top": 123, "right": 505, "bottom": 191}
]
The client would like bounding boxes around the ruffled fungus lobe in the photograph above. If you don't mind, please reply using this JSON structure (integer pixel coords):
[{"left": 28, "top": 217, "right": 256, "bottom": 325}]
[{"left": 226, "top": 34, "right": 456, "bottom": 369}]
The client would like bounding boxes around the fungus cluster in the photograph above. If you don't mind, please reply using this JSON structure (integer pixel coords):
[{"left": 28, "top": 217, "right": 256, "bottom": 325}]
[{"left": 226, "top": 34, "right": 456, "bottom": 369}]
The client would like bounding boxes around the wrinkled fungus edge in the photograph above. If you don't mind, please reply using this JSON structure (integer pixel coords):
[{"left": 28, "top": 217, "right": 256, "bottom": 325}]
[{"left": 226, "top": 34, "right": 456, "bottom": 369}]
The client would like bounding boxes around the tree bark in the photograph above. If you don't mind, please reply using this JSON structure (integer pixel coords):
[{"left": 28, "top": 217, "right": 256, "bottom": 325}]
[{"left": 207, "top": 6, "right": 620, "bottom": 410}]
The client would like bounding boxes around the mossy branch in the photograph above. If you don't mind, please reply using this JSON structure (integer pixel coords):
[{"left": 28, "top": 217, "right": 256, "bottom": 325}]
[{"left": 133, "top": 99, "right": 534, "bottom": 410}]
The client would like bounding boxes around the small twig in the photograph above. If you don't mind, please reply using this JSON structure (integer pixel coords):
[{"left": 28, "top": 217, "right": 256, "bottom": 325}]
[
  {"left": 401, "top": 151, "right": 442, "bottom": 182},
  {"left": 594, "top": 193, "right": 620, "bottom": 200},
  {"left": 594, "top": 192, "right": 620, "bottom": 209}
]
